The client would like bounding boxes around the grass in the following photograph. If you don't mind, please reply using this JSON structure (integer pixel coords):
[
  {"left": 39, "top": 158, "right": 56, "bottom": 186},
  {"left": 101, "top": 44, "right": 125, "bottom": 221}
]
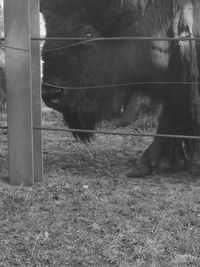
[{"left": 0, "top": 108, "right": 200, "bottom": 266}]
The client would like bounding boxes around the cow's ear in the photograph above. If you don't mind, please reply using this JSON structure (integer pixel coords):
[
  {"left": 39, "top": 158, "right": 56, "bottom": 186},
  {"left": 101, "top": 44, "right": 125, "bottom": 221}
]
[{"left": 103, "top": 0, "right": 124, "bottom": 21}]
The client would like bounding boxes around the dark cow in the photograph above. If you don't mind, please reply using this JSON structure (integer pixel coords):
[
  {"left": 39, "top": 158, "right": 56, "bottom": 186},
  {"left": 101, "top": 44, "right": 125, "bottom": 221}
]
[{"left": 40, "top": 0, "right": 200, "bottom": 177}]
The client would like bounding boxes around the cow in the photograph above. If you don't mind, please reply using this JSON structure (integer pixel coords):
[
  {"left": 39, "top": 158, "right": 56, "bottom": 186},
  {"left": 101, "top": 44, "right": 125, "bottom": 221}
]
[{"left": 40, "top": 0, "right": 200, "bottom": 177}]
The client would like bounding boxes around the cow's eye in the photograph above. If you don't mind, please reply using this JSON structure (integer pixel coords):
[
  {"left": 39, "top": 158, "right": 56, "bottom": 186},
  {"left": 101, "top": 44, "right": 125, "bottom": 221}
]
[
  {"left": 84, "top": 32, "right": 93, "bottom": 39},
  {"left": 80, "top": 25, "right": 96, "bottom": 45},
  {"left": 83, "top": 32, "right": 94, "bottom": 45}
]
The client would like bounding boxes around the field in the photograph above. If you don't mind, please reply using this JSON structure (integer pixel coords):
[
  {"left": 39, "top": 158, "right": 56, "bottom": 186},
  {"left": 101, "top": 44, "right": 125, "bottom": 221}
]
[{"left": 0, "top": 108, "right": 200, "bottom": 266}]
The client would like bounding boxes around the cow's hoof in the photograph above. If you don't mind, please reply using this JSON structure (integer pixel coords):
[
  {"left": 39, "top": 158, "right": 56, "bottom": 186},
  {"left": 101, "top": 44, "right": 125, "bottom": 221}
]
[{"left": 126, "top": 160, "right": 151, "bottom": 178}]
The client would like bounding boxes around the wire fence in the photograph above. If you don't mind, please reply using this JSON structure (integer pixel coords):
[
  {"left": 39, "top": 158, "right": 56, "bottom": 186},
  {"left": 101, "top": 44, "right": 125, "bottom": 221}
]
[{"left": 1, "top": 35, "right": 200, "bottom": 141}]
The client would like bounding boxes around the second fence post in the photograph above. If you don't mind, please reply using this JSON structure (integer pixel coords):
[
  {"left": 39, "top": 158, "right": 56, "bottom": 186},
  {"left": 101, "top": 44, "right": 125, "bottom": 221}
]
[{"left": 30, "top": 0, "right": 43, "bottom": 182}]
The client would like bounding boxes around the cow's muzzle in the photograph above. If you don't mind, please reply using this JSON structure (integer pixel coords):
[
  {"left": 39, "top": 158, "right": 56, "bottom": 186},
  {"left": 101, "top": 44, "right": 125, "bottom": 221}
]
[{"left": 42, "top": 84, "right": 63, "bottom": 109}]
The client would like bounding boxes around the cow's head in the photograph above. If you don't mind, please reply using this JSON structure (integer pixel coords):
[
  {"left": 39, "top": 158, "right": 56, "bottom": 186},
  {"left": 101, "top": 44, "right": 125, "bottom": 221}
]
[
  {"left": 41, "top": 0, "right": 175, "bottom": 140},
  {"left": 40, "top": 0, "right": 132, "bottom": 140}
]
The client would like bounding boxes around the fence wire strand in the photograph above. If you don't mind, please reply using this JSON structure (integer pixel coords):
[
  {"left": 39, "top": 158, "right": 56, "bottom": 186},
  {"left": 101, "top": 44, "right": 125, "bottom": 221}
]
[
  {"left": 41, "top": 36, "right": 200, "bottom": 52},
  {"left": 43, "top": 81, "right": 200, "bottom": 90},
  {"left": 32, "top": 36, "right": 200, "bottom": 41},
  {"left": 33, "top": 126, "right": 200, "bottom": 140},
  {"left": 1, "top": 36, "right": 200, "bottom": 53},
  {"left": 1, "top": 125, "right": 200, "bottom": 141},
  {"left": 0, "top": 45, "right": 30, "bottom": 51},
  {"left": 42, "top": 39, "right": 94, "bottom": 52}
]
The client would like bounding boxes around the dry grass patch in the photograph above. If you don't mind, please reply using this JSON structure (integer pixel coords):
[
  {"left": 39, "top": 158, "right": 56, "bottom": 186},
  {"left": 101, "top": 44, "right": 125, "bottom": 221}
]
[{"left": 0, "top": 109, "right": 200, "bottom": 266}]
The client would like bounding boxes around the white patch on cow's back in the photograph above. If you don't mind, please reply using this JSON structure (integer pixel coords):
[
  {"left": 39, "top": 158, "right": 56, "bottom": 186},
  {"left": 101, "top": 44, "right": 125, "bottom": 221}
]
[
  {"left": 40, "top": 13, "right": 46, "bottom": 39},
  {"left": 40, "top": 13, "right": 46, "bottom": 79},
  {"left": 181, "top": 2, "right": 193, "bottom": 33}
]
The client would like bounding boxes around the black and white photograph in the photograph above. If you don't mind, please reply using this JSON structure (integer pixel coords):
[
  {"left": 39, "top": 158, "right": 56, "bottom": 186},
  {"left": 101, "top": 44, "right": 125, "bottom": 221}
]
[{"left": 0, "top": 0, "right": 200, "bottom": 266}]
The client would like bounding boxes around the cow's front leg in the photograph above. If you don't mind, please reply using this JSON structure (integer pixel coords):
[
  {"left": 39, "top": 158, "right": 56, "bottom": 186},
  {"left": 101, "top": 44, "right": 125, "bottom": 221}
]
[{"left": 126, "top": 137, "right": 163, "bottom": 177}]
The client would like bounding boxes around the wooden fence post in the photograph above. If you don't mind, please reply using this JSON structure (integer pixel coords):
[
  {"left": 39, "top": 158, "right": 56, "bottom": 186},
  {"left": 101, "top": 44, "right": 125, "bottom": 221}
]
[
  {"left": 30, "top": 0, "right": 43, "bottom": 182},
  {"left": 4, "top": 0, "right": 34, "bottom": 185}
]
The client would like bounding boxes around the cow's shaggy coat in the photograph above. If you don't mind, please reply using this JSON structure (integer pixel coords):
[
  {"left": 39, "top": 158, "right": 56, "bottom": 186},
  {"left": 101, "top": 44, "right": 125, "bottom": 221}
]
[{"left": 41, "top": 0, "right": 200, "bottom": 176}]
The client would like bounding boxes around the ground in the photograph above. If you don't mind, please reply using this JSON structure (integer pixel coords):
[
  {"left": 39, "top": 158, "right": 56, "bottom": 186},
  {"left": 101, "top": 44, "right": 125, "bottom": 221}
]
[{"left": 0, "top": 108, "right": 200, "bottom": 267}]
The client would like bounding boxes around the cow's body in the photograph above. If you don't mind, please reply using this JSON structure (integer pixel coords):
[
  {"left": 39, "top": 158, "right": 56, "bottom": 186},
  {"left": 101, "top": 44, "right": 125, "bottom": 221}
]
[{"left": 41, "top": 0, "right": 200, "bottom": 177}]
